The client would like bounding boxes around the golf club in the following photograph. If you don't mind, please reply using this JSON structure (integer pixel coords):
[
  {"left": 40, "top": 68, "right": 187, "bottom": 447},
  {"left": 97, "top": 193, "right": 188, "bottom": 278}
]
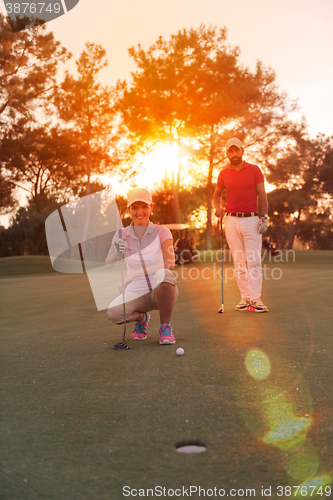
[
  {"left": 218, "top": 217, "right": 224, "bottom": 313},
  {"left": 138, "top": 250, "right": 152, "bottom": 291},
  {"left": 113, "top": 229, "right": 129, "bottom": 350}
]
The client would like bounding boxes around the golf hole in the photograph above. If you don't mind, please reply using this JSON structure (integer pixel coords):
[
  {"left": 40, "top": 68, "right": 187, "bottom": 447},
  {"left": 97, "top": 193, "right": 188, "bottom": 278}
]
[{"left": 175, "top": 441, "right": 207, "bottom": 454}]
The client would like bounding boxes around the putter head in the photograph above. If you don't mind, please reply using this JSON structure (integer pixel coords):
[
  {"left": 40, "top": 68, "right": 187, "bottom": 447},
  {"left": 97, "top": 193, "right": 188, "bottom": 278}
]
[
  {"left": 218, "top": 305, "right": 224, "bottom": 313},
  {"left": 113, "top": 340, "right": 129, "bottom": 350}
]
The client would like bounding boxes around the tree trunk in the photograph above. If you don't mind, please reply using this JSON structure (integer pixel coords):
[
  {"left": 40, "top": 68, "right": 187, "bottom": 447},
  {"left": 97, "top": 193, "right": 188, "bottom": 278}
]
[
  {"left": 82, "top": 127, "right": 92, "bottom": 245},
  {"left": 86, "top": 126, "right": 91, "bottom": 196},
  {"left": 169, "top": 140, "right": 181, "bottom": 223},
  {"left": 276, "top": 214, "right": 285, "bottom": 249},
  {"left": 206, "top": 181, "right": 213, "bottom": 250},
  {"left": 172, "top": 185, "right": 181, "bottom": 223},
  {"left": 280, "top": 215, "right": 286, "bottom": 249},
  {"left": 205, "top": 126, "right": 215, "bottom": 250},
  {"left": 287, "top": 211, "right": 301, "bottom": 249}
]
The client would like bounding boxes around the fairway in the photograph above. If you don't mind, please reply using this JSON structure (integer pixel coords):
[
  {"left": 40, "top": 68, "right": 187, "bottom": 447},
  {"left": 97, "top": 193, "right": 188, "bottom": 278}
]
[{"left": 1, "top": 253, "right": 333, "bottom": 499}]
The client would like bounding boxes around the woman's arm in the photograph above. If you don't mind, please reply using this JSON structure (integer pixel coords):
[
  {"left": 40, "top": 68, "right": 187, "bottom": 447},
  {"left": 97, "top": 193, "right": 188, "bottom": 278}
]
[
  {"left": 161, "top": 238, "right": 175, "bottom": 270},
  {"left": 123, "top": 238, "right": 175, "bottom": 285},
  {"left": 105, "top": 244, "right": 118, "bottom": 269}
]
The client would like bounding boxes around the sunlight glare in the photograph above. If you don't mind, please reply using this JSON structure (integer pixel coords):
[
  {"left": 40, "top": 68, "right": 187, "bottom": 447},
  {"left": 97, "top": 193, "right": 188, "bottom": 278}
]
[
  {"left": 189, "top": 206, "right": 207, "bottom": 229},
  {"left": 265, "top": 181, "right": 276, "bottom": 193},
  {"left": 139, "top": 145, "right": 177, "bottom": 187}
]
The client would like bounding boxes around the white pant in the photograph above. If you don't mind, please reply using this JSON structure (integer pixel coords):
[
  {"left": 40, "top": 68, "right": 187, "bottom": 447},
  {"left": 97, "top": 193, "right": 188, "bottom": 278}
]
[{"left": 224, "top": 215, "right": 262, "bottom": 301}]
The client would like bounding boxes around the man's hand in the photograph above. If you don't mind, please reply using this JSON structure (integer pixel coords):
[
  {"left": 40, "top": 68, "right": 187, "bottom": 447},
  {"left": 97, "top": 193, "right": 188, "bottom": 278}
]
[
  {"left": 113, "top": 238, "right": 126, "bottom": 259},
  {"left": 215, "top": 208, "right": 225, "bottom": 218},
  {"left": 258, "top": 216, "right": 269, "bottom": 234}
]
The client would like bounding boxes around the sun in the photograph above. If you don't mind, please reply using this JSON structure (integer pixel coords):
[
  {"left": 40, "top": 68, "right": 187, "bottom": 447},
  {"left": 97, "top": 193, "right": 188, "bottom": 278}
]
[
  {"left": 138, "top": 142, "right": 199, "bottom": 189},
  {"left": 138, "top": 144, "right": 178, "bottom": 188}
]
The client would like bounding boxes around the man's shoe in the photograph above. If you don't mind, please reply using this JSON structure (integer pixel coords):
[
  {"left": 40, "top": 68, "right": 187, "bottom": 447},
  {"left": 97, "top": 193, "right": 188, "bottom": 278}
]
[
  {"left": 132, "top": 313, "right": 150, "bottom": 340},
  {"left": 235, "top": 299, "right": 250, "bottom": 311},
  {"left": 159, "top": 323, "right": 176, "bottom": 344},
  {"left": 248, "top": 300, "right": 268, "bottom": 313}
]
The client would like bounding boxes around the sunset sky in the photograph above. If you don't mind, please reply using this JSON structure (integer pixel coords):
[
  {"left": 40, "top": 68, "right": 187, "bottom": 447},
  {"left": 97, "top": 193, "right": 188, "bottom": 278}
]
[
  {"left": 47, "top": 0, "right": 333, "bottom": 139},
  {"left": 2, "top": 0, "right": 331, "bottom": 137},
  {"left": 1, "top": 0, "right": 333, "bottom": 221}
]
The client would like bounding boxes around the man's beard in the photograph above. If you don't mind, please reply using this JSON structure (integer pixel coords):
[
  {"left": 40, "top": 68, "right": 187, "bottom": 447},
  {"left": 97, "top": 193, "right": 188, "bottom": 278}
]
[{"left": 230, "top": 156, "right": 242, "bottom": 166}]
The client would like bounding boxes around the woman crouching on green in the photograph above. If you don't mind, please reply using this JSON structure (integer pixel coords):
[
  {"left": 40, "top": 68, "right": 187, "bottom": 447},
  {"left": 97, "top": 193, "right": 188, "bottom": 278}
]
[{"left": 106, "top": 188, "right": 178, "bottom": 344}]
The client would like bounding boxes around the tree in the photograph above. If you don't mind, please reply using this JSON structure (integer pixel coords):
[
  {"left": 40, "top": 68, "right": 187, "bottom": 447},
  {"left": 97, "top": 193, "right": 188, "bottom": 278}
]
[
  {"left": 116, "top": 32, "right": 199, "bottom": 223},
  {"left": 54, "top": 42, "right": 121, "bottom": 196},
  {"left": 0, "top": 172, "right": 17, "bottom": 214},
  {"left": 0, "top": 123, "right": 88, "bottom": 208},
  {"left": 151, "top": 179, "right": 206, "bottom": 226},
  {"left": 0, "top": 197, "right": 60, "bottom": 257},
  {"left": 116, "top": 25, "right": 292, "bottom": 247},
  {"left": 265, "top": 125, "right": 333, "bottom": 248},
  {"left": 150, "top": 180, "right": 213, "bottom": 249},
  {"left": 0, "top": 13, "right": 70, "bottom": 213},
  {"left": 0, "top": 14, "right": 69, "bottom": 126},
  {"left": 266, "top": 188, "right": 292, "bottom": 249},
  {"left": 297, "top": 211, "right": 332, "bottom": 250}
]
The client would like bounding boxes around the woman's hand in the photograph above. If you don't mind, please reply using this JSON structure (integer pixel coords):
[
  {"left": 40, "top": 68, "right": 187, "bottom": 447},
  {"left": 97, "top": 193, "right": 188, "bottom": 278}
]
[
  {"left": 105, "top": 238, "right": 126, "bottom": 268},
  {"left": 113, "top": 238, "right": 126, "bottom": 259}
]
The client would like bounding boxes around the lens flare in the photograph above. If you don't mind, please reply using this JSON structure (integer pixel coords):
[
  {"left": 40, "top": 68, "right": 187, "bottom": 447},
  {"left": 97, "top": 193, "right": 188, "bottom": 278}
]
[
  {"left": 262, "top": 417, "right": 311, "bottom": 450},
  {"left": 282, "top": 444, "right": 319, "bottom": 481},
  {"left": 245, "top": 349, "right": 271, "bottom": 380},
  {"left": 235, "top": 350, "right": 331, "bottom": 491}
]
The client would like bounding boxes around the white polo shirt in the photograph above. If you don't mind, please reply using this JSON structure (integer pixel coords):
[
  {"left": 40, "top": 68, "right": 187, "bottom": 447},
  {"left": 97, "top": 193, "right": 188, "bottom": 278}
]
[{"left": 112, "top": 221, "right": 173, "bottom": 293}]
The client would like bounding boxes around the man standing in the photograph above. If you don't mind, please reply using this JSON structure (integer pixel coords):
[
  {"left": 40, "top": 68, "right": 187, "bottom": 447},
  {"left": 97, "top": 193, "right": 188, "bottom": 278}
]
[{"left": 213, "top": 138, "right": 269, "bottom": 312}]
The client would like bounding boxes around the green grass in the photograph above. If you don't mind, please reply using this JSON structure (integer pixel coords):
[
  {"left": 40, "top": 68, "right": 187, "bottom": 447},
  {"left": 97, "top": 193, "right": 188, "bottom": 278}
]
[
  {"left": 1, "top": 253, "right": 333, "bottom": 499},
  {"left": 0, "top": 256, "right": 55, "bottom": 276}
]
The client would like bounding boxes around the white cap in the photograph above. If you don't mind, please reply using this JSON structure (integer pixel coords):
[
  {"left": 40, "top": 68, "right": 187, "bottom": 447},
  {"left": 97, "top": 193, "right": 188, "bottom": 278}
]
[
  {"left": 127, "top": 188, "right": 152, "bottom": 207},
  {"left": 226, "top": 137, "right": 243, "bottom": 151}
]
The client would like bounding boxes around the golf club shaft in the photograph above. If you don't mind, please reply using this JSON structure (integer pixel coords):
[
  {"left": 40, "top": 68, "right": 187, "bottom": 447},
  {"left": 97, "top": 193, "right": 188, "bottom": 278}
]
[
  {"left": 120, "top": 251, "right": 127, "bottom": 340},
  {"left": 219, "top": 217, "right": 224, "bottom": 313},
  {"left": 113, "top": 210, "right": 129, "bottom": 349},
  {"left": 115, "top": 223, "right": 127, "bottom": 340}
]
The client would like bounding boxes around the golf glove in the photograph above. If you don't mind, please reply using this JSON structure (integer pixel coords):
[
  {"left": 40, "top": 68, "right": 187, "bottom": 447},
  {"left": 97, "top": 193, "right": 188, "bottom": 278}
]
[
  {"left": 113, "top": 238, "right": 126, "bottom": 259},
  {"left": 258, "top": 216, "right": 269, "bottom": 234}
]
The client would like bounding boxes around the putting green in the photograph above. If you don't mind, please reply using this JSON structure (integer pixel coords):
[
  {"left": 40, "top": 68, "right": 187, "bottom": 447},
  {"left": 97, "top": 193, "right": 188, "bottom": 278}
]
[{"left": 0, "top": 253, "right": 332, "bottom": 499}]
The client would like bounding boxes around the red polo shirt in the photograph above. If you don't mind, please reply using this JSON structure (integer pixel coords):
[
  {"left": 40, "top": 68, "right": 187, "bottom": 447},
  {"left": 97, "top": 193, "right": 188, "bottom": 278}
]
[{"left": 216, "top": 161, "right": 264, "bottom": 213}]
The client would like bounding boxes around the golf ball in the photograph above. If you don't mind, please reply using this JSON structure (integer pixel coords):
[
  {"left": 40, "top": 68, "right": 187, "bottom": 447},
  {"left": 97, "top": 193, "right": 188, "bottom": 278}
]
[{"left": 176, "top": 348, "right": 184, "bottom": 356}]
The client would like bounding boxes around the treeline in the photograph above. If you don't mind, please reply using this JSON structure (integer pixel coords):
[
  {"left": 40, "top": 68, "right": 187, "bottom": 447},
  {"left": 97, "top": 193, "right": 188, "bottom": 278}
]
[{"left": 0, "top": 15, "right": 332, "bottom": 256}]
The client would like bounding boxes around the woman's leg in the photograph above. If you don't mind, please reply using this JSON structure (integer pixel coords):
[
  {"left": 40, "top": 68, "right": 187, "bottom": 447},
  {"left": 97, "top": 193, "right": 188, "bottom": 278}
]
[
  {"left": 153, "top": 282, "right": 177, "bottom": 324},
  {"left": 108, "top": 270, "right": 178, "bottom": 326},
  {"left": 126, "top": 311, "right": 145, "bottom": 323},
  {"left": 107, "top": 292, "right": 149, "bottom": 324}
]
